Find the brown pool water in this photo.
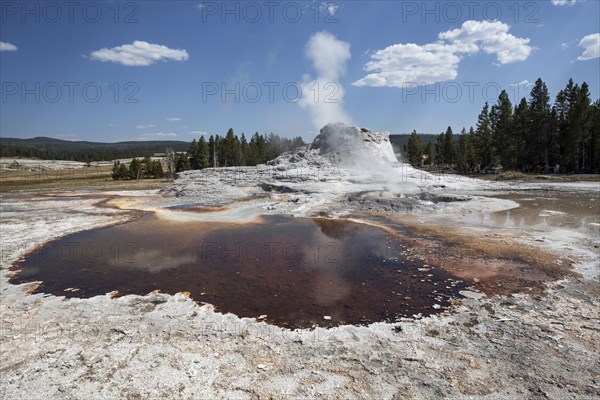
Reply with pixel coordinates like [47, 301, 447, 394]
[10, 215, 467, 329]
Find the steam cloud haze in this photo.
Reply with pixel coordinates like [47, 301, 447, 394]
[298, 32, 353, 133]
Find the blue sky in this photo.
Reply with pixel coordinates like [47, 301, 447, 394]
[1, 0, 599, 142]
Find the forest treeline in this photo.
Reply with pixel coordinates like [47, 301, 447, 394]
[0, 138, 189, 162]
[111, 156, 165, 180]
[183, 130, 305, 171]
[3, 130, 304, 178]
[404, 78, 600, 174]
[111, 130, 306, 179]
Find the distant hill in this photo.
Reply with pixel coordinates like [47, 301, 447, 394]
[3, 134, 443, 162]
[0, 137, 190, 162]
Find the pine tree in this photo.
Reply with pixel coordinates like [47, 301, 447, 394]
[240, 133, 249, 166]
[224, 128, 236, 167]
[129, 158, 142, 180]
[189, 139, 199, 169]
[467, 127, 477, 172]
[175, 153, 191, 172]
[257, 133, 267, 163]
[443, 126, 454, 166]
[118, 163, 129, 180]
[246, 134, 259, 166]
[152, 161, 164, 178]
[265, 133, 283, 160]
[574, 83, 592, 172]
[112, 161, 121, 180]
[250, 132, 267, 164]
[217, 134, 227, 167]
[528, 78, 551, 172]
[232, 135, 242, 166]
[476, 102, 495, 172]
[548, 109, 560, 170]
[559, 79, 578, 171]
[590, 100, 600, 173]
[553, 79, 597, 172]
[208, 135, 217, 168]
[513, 98, 529, 170]
[197, 136, 209, 169]
[455, 128, 468, 173]
[292, 136, 305, 149]
[406, 130, 422, 166]
[491, 90, 513, 169]
[554, 84, 569, 169]
[425, 141, 435, 167]
[435, 133, 445, 166]
[142, 155, 153, 178]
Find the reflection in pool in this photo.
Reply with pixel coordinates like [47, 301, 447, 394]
[451, 193, 600, 234]
[11, 215, 467, 328]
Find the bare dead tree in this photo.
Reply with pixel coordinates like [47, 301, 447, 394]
[166, 147, 175, 181]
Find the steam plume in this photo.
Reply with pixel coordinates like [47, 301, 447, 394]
[298, 32, 353, 132]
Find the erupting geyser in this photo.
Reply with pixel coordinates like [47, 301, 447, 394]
[310, 122, 398, 164]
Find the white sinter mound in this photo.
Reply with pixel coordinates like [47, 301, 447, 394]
[161, 122, 524, 216]
[310, 122, 398, 164]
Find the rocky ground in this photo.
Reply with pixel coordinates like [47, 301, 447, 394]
[1, 123, 599, 399]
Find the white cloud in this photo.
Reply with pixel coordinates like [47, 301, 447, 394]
[167, 117, 181, 122]
[298, 31, 353, 131]
[90, 41, 189, 66]
[325, 3, 338, 16]
[188, 130, 208, 136]
[561, 43, 570, 49]
[439, 20, 532, 64]
[353, 20, 532, 88]
[0, 41, 17, 51]
[317, 2, 338, 16]
[577, 33, 600, 61]
[551, 0, 577, 5]
[135, 124, 154, 129]
[353, 42, 460, 87]
[509, 80, 531, 88]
